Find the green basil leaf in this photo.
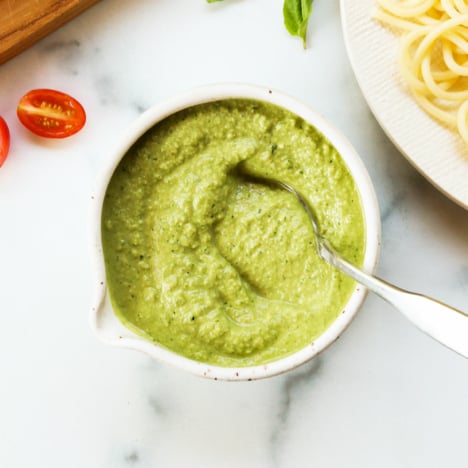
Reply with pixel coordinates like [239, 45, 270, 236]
[283, 0, 314, 47]
[206, 0, 314, 48]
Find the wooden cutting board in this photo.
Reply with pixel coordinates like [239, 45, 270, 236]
[0, 0, 101, 65]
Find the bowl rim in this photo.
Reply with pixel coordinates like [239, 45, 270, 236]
[89, 82, 381, 381]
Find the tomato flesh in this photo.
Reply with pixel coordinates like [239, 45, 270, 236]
[0, 116, 10, 168]
[17, 89, 86, 138]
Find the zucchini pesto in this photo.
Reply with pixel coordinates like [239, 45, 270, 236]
[102, 99, 366, 367]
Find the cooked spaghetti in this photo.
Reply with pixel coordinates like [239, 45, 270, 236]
[373, 0, 468, 144]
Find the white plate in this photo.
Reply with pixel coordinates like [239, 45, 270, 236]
[340, 0, 468, 210]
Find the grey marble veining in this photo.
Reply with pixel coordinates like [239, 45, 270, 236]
[269, 359, 322, 467]
[0, 1, 467, 467]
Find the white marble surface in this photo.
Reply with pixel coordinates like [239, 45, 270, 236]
[0, 1, 467, 467]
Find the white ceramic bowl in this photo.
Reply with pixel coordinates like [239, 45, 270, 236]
[90, 83, 381, 381]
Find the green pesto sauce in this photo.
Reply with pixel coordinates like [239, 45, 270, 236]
[101, 99, 366, 367]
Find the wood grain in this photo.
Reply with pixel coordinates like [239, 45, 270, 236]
[0, 0, 101, 65]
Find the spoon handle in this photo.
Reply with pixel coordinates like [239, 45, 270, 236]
[322, 245, 468, 358]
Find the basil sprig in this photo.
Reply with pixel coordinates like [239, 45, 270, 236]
[207, 0, 314, 47]
[283, 0, 314, 47]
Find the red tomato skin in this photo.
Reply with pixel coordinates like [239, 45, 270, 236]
[0, 116, 10, 168]
[17, 89, 86, 139]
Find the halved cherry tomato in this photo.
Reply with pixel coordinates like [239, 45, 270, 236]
[0, 116, 10, 168]
[17, 89, 86, 138]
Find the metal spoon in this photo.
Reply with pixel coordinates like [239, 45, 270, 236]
[243, 174, 468, 359]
